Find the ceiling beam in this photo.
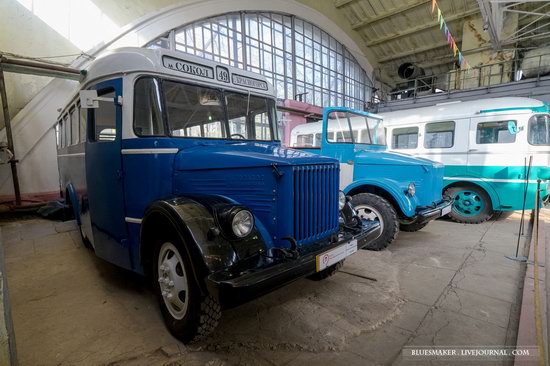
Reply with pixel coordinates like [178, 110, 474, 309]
[334, 0, 355, 8]
[476, 0, 502, 50]
[377, 37, 463, 63]
[365, 8, 479, 47]
[352, 0, 431, 30]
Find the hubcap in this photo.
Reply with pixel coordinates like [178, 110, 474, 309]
[355, 204, 384, 232]
[452, 190, 485, 217]
[157, 242, 189, 320]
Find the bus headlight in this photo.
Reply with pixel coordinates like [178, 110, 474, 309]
[231, 209, 254, 238]
[407, 182, 416, 196]
[339, 191, 346, 211]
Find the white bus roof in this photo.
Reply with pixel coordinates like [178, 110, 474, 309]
[380, 97, 547, 125]
[82, 47, 275, 97]
[291, 115, 384, 136]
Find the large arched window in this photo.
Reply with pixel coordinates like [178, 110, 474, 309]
[148, 12, 372, 110]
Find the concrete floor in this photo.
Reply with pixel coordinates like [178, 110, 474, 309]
[1, 212, 526, 366]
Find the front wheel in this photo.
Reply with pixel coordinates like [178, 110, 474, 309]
[154, 239, 221, 343]
[444, 185, 493, 224]
[351, 193, 399, 250]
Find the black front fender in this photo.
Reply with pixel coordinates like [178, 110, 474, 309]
[140, 197, 239, 287]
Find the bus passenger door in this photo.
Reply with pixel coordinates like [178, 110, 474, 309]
[85, 78, 131, 269]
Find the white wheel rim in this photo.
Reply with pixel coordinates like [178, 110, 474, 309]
[355, 204, 385, 233]
[157, 242, 189, 320]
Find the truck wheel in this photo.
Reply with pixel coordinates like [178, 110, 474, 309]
[306, 260, 344, 281]
[444, 185, 493, 224]
[154, 239, 221, 343]
[351, 193, 399, 250]
[400, 221, 428, 232]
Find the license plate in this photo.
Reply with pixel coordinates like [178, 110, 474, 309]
[442, 205, 452, 216]
[315, 239, 358, 272]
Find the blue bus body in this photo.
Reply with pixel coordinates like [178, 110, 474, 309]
[55, 48, 380, 341]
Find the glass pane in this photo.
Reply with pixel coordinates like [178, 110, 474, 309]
[134, 78, 166, 136]
[93, 90, 116, 142]
[297, 134, 313, 147]
[164, 81, 225, 139]
[70, 108, 79, 145]
[63, 115, 69, 147]
[226, 92, 275, 141]
[80, 107, 87, 142]
[425, 121, 455, 148]
[327, 111, 353, 143]
[392, 127, 418, 149]
[476, 121, 516, 144]
[528, 114, 550, 145]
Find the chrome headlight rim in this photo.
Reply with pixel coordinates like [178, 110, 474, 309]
[231, 209, 254, 238]
[338, 190, 346, 211]
[407, 182, 416, 196]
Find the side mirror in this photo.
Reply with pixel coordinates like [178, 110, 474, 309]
[80, 90, 121, 109]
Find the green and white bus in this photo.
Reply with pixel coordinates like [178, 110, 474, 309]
[382, 97, 550, 223]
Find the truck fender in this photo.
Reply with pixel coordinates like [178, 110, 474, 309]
[343, 178, 417, 217]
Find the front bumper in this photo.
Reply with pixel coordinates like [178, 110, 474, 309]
[414, 198, 453, 224]
[207, 219, 381, 307]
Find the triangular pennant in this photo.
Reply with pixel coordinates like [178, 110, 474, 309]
[440, 16, 444, 29]
[447, 32, 452, 44]
[444, 24, 448, 35]
[437, 7, 441, 21]
[432, 0, 436, 14]
[453, 43, 458, 56]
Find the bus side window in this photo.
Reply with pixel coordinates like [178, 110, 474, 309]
[314, 133, 321, 147]
[392, 127, 418, 149]
[55, 122, 61, 149]
[79, 105, 87, 143]
[476, 121, 516, 144]
[297, 134, 313, 147]
[528, 115, 550, 145]
[70, 107, 79, 145]
[63, 115, 69, 147]
[91, 89, 116, 142]
[134, 77, 166, 136]
[425, 121, 455, 149]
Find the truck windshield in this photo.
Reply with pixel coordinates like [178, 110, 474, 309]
[327, 111, 386, 146]
[162, 79, 277, 141]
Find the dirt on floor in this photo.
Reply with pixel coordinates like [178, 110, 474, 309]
[1, 212, 527, 366]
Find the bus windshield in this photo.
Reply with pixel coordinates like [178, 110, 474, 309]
[162, 79, 277, 141]
[528, 114, 550, 146]
[327, 111, 386, 146]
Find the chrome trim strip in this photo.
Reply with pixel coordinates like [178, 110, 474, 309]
[125, 217, 143, 224]
[121, 148, 179, 155]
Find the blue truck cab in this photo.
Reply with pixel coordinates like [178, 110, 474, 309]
[290, 107, 452, 250]
[55, 48, 380, 342]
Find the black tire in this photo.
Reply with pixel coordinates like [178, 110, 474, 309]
[307, 260, 344, 281]
[153, 233, 221, 343]
[400, 221, 429, 232]
[351, 193, 399, 250]
[444, 185, 493, 224]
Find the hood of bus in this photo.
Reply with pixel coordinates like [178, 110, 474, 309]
[174, 142, 337, 170]
[353, 150, 446, 208]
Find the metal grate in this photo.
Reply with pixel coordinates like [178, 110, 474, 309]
[293, 164, 339, 245]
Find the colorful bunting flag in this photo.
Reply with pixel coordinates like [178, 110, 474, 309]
[431, 0, 471, 69]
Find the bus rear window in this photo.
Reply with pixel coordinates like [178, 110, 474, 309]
[392, 127, 418, 149]
[528, 115, 550, 145]
[476, 121, 516, 144]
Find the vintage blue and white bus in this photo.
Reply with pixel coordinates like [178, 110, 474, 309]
[289, 108, 451, 250]
[55, 47, 380, 342]
[381, 97, 550, 223]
